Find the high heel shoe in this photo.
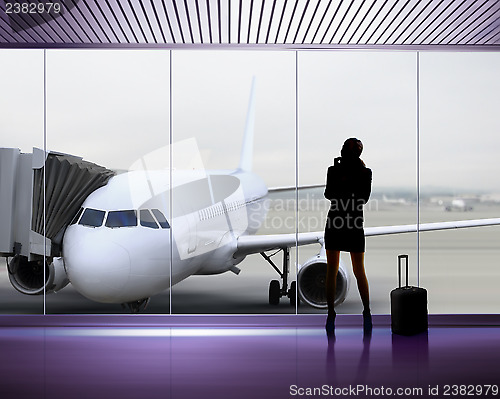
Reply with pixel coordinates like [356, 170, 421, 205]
[362, 310, 372, 332]
[325, 312, 336, 334]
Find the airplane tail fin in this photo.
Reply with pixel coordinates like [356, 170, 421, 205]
[237, 77, 256, 172]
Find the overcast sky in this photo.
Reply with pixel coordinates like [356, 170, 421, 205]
[0, 49, 499, 193]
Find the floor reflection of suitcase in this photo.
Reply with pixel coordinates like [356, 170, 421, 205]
[390, 255, 428, 335]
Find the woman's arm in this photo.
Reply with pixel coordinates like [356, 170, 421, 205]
[324, 165, 341, 201]
[358, 168, 372, 203]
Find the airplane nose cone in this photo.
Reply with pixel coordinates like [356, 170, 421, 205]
[64, 236, 131, 303]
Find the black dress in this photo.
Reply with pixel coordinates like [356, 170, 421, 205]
[324, 157, 372, 253]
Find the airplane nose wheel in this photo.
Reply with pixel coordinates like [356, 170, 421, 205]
[269, 280, 280, 305]
[262, 248, 299, 307]
[123, 297, 151, 313]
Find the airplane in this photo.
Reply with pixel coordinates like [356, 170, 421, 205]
[382, 194, 409, 205]
[5, 83, 500, 313]
[445, 198, 473, 212]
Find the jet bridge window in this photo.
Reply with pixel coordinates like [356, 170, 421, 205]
[79, 208, 105, 227]
[105, 210, 137, 228]
[140, 209, 159, 229]
[152, 209, 170, 229]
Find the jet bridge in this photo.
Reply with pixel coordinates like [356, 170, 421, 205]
[0, 147, 114, 294]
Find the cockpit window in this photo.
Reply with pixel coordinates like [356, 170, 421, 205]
[79, 208, 105, 227]
[140, 209, 159, 229]
[71, 207, 84, 225]
[151, 209, 170, 229]
[106, 210, 137, 228]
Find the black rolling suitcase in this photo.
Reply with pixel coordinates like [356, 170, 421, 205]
[390, 255, 428, 335]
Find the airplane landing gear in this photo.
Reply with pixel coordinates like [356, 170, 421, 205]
[269, 279, 280, 305]
[123, 298, 150, 313]
[261, 248, 298, 306]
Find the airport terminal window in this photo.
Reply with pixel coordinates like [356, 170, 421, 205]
[152, 209, 170, 229]
[140, 209, 159, 229]
[105, 210, 137, 228]
[70, 207, 84, 225]
[79, 208, 105, 227]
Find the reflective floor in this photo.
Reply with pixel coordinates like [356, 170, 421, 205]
[0, 315, 498, 399]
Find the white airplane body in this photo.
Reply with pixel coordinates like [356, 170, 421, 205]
[445, 198, 473, 212]
[382, 195, 408, 205]
[63, 167, 269, 305]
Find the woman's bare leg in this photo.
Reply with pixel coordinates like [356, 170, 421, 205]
[350, 252, 370, 313]
[326, 250, 340, 317]
[351, 252, 372, 331]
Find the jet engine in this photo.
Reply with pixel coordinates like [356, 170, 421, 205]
[297, 253, 350, 309]
[8, 255, 69, 295]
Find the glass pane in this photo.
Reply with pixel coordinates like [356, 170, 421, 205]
[420, 52, 500, 314]
[79, 209, 106, 228]
[151, 209, 170, 229]
[45, 50, 171, 314]
[298, 51, 418, 315]
[0, 50, 44, 314]
[171, 51, 296, 314]
[105, 210, 137, 228]
[140, 209, 159, 229]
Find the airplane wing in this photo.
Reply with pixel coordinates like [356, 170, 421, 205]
[268, 184, 324, 193]
[235, 217, 500, 257]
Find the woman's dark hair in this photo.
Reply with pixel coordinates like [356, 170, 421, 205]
[341, 138, 363, 159]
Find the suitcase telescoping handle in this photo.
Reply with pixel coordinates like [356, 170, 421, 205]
[398, 254, 409, 288]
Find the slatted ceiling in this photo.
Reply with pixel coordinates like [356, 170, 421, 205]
[299, 0, 318, 42]
[193, 0, 203, 42]
[93, 2, 119, 43]
[351, 0, 383, 43]
[0, 0, 498, 47]
[49, 6, 74, 42]
[200, 0, 215, 43]
[172, 1, 188, 44]
[169, 0, 182, 42]
[400, 0, 443, 44]
[451, 1, 498, 44]
[93, 2, 114, 41]
[260, 0, 274, 43]
[65, 2, 94, 42]
[307, 0, 332, 43]
[155, 1, 168, 42]
[147, 3, 167, 43]
[216, 0, 223, 43]
[247, 0, 256, 43]
[478, 19, 500, 43]
[422, 0, 463, 42]
[460, 2, 500, 44]
[442, 0, 481, 44]
[197, 0, 207, 42]
[247, 1, 269, 43]
[321, 1, 347, 43]
[279, 1, 299, 43]
[384, 0, 424, 44]
[340, 0, 365, 42]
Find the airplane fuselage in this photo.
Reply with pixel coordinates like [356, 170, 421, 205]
[63, 168, 268, 304]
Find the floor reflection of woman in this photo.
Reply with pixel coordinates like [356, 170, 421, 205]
[324, 138, 372, 333]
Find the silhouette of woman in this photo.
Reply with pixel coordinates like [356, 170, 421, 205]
[324, 138, 372, 333]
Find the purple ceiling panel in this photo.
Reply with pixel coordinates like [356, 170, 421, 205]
[0, 0, 498, 48]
